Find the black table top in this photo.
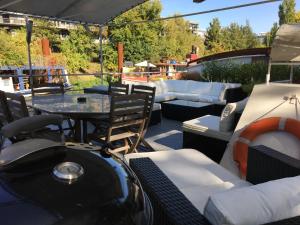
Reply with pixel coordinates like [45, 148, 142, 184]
[27, 94, 110, 117]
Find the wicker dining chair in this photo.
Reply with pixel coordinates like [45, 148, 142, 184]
[131, 85, 156, 150]
[108, 83, 129, 95]
[88, 93, 148, 154]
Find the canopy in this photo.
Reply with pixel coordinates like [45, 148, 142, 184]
[270, 24, 300, 63]
[135, 61, 156, 68]
[0, 0, 147, 25]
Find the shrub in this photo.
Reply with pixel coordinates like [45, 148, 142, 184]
[201, 61, 300, 94]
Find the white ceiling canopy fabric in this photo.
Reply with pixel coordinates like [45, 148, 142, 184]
[0, 0, 147, 25]
[270, 24, 300, 63]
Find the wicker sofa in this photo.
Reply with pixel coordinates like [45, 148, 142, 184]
[127, 146, 300, 225]
[124, 80, 246, 104]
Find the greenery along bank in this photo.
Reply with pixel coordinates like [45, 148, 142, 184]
[0, 0, 299, 76]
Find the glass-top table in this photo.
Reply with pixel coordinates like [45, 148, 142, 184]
[27, 94, 111, 142]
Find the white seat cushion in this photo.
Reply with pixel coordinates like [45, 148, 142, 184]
[152, 103, 161, 111]
[188, 80, 212, 95]
[204, 175, 300, 225]
[126, 149, 250, 213]
[183, 115, 233, 141]
[154, 93, 176, 102]
[173, 93, 200, 101]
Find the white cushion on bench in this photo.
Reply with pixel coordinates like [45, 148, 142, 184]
[204, 175, 300, 225]
[152, 103, 161, 111]
[183, 115, 232, 141]
[155, 93, 176, 102]
[126, 149, 250, 213]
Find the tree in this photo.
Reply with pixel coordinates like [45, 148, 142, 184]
[59, 26, 98, 72]
[295, 11, 300, 22]
[220, 21, 260, 51]
[264, 23, 279, 46]
[204, 18, 222, 51]
[159, 17, 204, 61]
[279, 0, 296, 25]
[0, 28, 42, 66]
[108, 0, 163, 63]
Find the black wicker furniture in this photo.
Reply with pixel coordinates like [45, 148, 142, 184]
[128, 146, 300, 225]
[161, 100, 221, 122]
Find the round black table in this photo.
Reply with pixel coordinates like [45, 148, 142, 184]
[27, 94, 110, 142]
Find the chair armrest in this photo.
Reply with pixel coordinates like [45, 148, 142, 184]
[129, 157, 210, 225]
[246, 145, 300, 184]
[1, 115, 63, 138]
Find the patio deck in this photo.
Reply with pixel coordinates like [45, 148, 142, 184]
[144, 118, 183, 151]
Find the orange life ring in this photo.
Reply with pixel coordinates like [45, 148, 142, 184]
[233, 117, 300, 177]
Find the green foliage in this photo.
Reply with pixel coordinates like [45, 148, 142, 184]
[204, 18, 222, 51]
[159, 17, 204, 61]
[108, 0, 162, 63]
[204, 20, 261, 55]
[264, 23, 279, 47]
[59, 26, 98, 73]
[0, 28, 42, 66]
[202, 62, 300, 93]
[279, 0, 296, 25]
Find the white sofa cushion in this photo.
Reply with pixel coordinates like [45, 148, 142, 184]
[183, 115, 233, 141]
[210, 83, 226, 100]
[152, 103, 161, 111]
[173, 92, 200, 102]
[154, 93, 176, 102]
[204, 175, 300, 225]
[198, 95, 225, 104]
[188, 80, 212, 95]
[126, 149, 250, 213]
[165, 80, 189, 93]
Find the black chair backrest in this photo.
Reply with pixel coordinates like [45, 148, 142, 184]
[5, 92, 29, 121]
[131, 85, 156, 128]
[32, 83, 65, 96]
[109, 93, 148, 131]
[108, 83, 129, 95]
[0, 91, 13, 126]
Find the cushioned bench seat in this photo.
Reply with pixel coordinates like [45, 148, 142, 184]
[126, 149, 250, 214]
[183, 115, 232, 142]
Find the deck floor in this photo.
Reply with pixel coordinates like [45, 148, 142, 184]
[145, 118, 183, 151]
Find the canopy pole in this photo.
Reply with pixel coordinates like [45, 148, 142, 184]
[290, 65, 294, 83]
[25, 17, 33, 94]
[266, 59, 271, 85]
[99, 25, 104, 85]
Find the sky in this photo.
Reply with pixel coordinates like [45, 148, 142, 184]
[160, 0, 300, 33]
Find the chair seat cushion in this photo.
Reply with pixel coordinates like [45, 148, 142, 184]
[152, 103, 161, 111]
[183, 115, 232, 141]
[155, 93, 176, 102]
[204, 175, 300, 225]
[173, 93, 200, 102]
[126, 149, 250, 213]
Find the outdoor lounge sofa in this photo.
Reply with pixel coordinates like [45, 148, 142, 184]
[182, 98, 247, 162]
[133, 80, 246, 104]
[124, 80, 247, 119]
[127, 146, 300, 225]
[125, 84, 300, 225]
